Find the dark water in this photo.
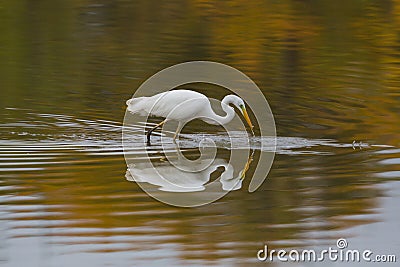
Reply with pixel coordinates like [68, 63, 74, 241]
[1, 1, 400, 266]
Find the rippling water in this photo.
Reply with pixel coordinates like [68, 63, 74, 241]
[1, 1, 400, 266]
[1, 108, 399, 266]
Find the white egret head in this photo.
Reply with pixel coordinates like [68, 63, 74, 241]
[225, 95, 254, 131]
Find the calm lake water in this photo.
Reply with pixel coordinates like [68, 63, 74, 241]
[1, 1, 400, 266]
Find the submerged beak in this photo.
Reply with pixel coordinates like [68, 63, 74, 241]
[241, 106, 254, 132]
[240, 153, 254, 180]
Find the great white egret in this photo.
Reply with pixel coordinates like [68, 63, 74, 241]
[126, 89, 254, 144]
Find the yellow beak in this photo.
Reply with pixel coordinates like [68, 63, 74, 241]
[241, 106, 254, 131]
[240, 153, 254, 179]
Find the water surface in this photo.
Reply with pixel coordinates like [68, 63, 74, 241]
[1, 1, 400, 266]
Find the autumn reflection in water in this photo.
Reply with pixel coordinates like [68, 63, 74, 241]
[1, 0, 400, 266]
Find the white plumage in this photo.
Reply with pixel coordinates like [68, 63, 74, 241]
[126, 89, 254, 144]
[127, 90, 209, 121]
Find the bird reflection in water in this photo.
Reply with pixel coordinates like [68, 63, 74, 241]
[125, 145, 254, 193]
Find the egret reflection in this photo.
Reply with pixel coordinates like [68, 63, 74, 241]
[125, 147, 253, 193]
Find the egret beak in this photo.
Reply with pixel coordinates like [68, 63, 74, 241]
[240, 106, 254, 131]
[240, 153, 254, 180]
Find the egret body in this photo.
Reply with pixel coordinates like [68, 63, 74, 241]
[126, 89, 254, 144]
